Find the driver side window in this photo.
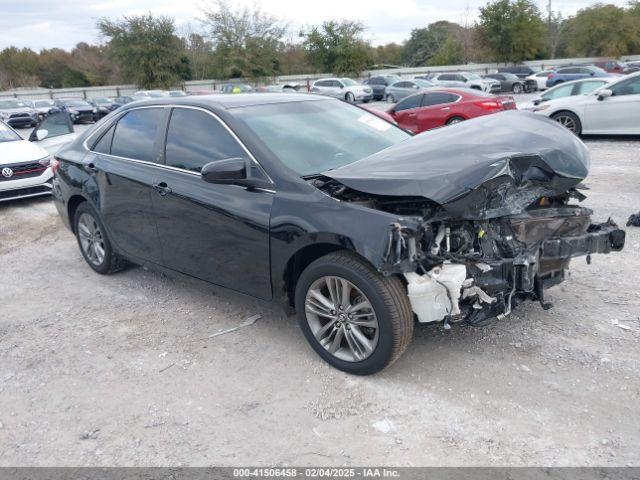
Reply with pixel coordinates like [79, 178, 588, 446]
[164, 108, 246, 173]
[611, 77, 640, 96]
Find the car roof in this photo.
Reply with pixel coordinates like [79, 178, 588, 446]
[121, 93, 329, 110]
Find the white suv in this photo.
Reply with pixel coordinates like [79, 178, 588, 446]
[311, 78, 373, 103]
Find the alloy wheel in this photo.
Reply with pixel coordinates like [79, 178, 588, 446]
[554, 114, 578, 133]
[77, 213, 106, 266]
[304, 276, 379, 362]
[345, 92, 355, 103]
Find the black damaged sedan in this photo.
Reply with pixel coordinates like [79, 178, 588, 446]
[51, 94, 625, 375]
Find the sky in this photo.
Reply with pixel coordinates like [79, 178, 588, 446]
[0, 0, 632, 51]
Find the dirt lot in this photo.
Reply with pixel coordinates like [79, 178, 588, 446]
[1, 122, 640, 466]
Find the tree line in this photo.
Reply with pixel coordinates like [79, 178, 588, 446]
[1, 0, 640, 91]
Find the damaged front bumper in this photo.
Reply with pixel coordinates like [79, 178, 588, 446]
[393, 207, 625, 326]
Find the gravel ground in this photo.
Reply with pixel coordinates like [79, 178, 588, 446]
[1, 109, 639, 467]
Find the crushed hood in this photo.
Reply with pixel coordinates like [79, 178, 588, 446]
[323, 111, 591, 219]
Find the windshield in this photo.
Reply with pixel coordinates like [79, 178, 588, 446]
[34, 100, 53, 107]
[340, 78, 359, 86]
[234, 100, 410, 176]
[0, 122, 21, 142]
[466, 73, 481, 80]
[0, 100, 26, 109]
[92, 97, 111, 104]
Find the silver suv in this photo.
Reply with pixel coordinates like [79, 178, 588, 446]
[431, 72, 501, 93]
[311, 78, 373, 103]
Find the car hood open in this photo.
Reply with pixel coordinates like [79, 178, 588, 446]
[322, 111, 591, 219]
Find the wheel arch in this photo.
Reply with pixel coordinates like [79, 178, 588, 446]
[67, 194, 91, 234]
[281, 242, 371, 312]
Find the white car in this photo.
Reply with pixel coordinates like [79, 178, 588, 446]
[520, 77, 617, 111]
[310, 78, 373, 103]
[431, 72, 501, 93]
[525, 69, 554, 91]
[532, 71, 640, 135]
[0, 113, 77, 202]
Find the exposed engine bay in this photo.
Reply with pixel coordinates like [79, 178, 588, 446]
[311, 164, 625, 327]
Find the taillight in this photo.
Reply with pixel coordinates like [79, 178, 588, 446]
[475, 100, 501, 110]
[50, 157, 61, 174]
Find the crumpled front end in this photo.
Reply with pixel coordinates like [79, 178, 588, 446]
[313, 112, 626, 326]
[386, 206, 624, 326]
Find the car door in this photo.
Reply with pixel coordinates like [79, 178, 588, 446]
[28, 112, 77, 154]
[150, 106, 274, 300]
[85, 106, 166, 264]
[583, 75, 640, 134]
[417, 92, 460, 131]
[391, 94, 424, 133]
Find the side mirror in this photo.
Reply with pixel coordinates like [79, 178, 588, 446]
[413, 85, 419, 89]
[533, 99, 541, 106]
[598, 89, 613, 101]
[339, 85, 344, 89]
[36, 129, 49, 141]
[462, 78, 468, 82]
[201, 158, 247, 185]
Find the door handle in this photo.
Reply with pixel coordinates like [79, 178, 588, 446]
[153, 182, 172, 196]
[441, 107, 451, 111]
[409, 113, 417, 117]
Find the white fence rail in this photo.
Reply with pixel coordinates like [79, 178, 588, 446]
[2, 55, 639, 100]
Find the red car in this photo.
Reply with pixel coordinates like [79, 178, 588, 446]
[387, 88, 516, 133]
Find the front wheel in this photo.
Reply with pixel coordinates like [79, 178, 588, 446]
[552, 111, 582, 135]
[345, 92, 355, 103]
[294, 251, 413, 375]
[512, 83, 523, 94]
[74, 202, 128, 274]
[386, 94, 395, 103]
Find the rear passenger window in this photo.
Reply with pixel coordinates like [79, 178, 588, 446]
[93, 124, 115, 154]
[111, 108, 163, 162]
[423, 92, 459, 106]
[165, 108, 246, 173]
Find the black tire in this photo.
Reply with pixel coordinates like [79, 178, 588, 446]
[512, 83, 523, 94]
[294, 250, 413, 375]
[446, 116, 465, 125]
[386, 94, 395, 103]
[345, 92, 355, 103]
[74, 202, 128, 275]
[551, 111, 582, 135]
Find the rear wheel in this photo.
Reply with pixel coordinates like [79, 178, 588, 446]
[294, 251, 413, 375]
[446, 116, 465, 125]
[345, 92, 355, 103]
[74, 202, 128, 274]
[512, 83, 523, 94]
[386, 94, 395, 103]
[551, 111, 582, 135]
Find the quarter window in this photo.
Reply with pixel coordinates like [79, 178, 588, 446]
[93, 124, 115, 154]
[111, 108, 164, 162]
[164, 108, 246, 173]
